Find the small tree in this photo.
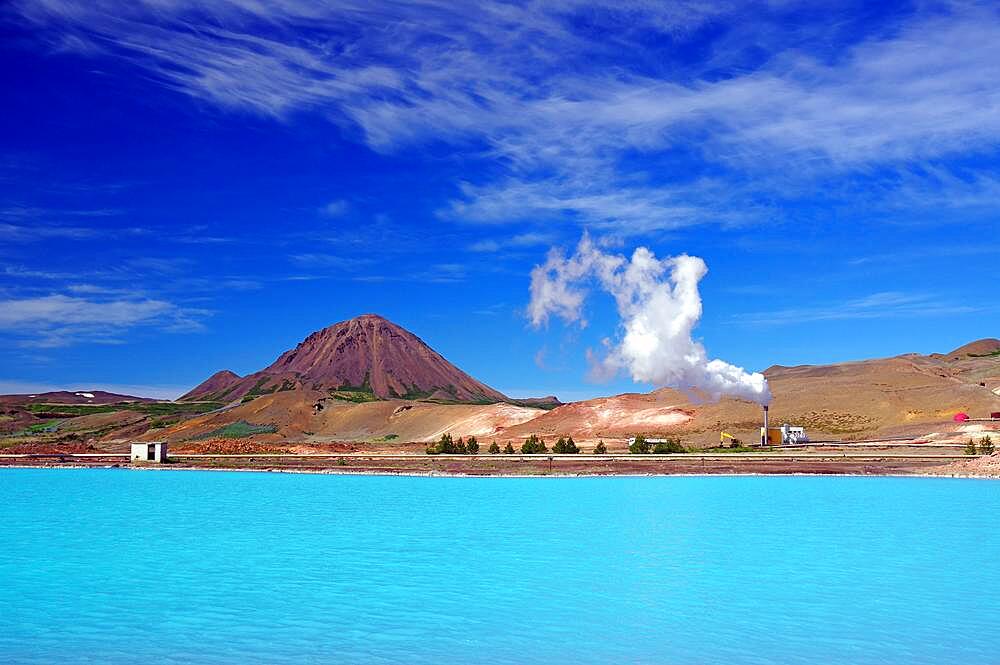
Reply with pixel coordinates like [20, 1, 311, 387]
[440, 433, 454, 454]
[965, 438, 978, 456]
[980, 436, 995, 455]
[427, 434, 455, 455]
[629, 434, 650, 455]
[455, 437, 467, 454]
[466, 436, 480, 454]
[594, 440, 608, 454]
[488, 441, 501, 454]
[552, 436, 578, 453]
[521, 434, 548, 454]
[503, 442, 516, 454]
[652, 438, 686, 454]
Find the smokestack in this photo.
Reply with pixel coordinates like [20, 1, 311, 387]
[762, 405, 769, 446]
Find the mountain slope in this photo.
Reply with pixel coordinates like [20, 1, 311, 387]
[180, 370, 242, 402]
[181, 314, 508, 404]
[503, 342, 1000, 444]
[942, 338, 1000, 360]
[0, 390, 153, 405]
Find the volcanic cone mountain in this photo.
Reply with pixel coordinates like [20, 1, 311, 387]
[181, 314, 508, 403]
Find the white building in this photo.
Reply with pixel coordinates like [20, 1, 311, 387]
[779, 424, 809, 444]
[131, 442, 168, 463]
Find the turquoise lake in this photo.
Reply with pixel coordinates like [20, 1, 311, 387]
[2, 469, 998, 663]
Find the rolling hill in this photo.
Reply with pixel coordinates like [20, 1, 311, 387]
[3, 323, 997, 449]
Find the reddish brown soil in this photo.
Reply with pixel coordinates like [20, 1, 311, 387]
[180, 370, 242, 401]
[6, 336, 997, 452]
[167, 336, 1000, 446]
[0, 454, 953, 476]
[170, 438, 358, 455]
[941, 338, 1000, 360]
[2, 441, 101, 454]
[929, 450, 1000, 477]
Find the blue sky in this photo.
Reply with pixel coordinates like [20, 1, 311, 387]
[1, 0, 997, 400]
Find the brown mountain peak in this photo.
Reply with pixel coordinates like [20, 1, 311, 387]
[945, 338, 1000, 359]
[179, 369, 243, 402]
[183, 315, 507, 404]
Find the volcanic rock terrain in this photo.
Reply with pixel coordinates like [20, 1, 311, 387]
[180, 314, 508, 404]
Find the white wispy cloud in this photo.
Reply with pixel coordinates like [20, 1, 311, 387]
[125, 257, 192, 274]
[289, 253, 371, 270]
[0, 293, 208, 347]
[319, 199, 350, 217]
[469, 232, 557, 253]
[735, 291, 984, 326]
[0, 206, 121, 219]
[3, 265, 84, 280]
[0, 222, 97, 242]
[13, 1, 1000, 232]
[351, 262, 467, 284]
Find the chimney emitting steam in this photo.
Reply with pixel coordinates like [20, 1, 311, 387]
[762, 405, 770, 446]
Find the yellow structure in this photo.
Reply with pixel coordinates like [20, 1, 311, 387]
[720, 432, 742, 446]
[760, 427, 785, 446]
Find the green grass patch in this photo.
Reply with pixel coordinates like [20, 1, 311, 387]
[147, 417, 181, 429]
[338, 372, 373, 393]
[191, 420, 278, 440]
[24, 401, 223, 417]
[394, 385, 434, 400]
[329, 390, 380, 403]
[410, 394, 499, 406]
[6, 419, 63, 437]
[969, 349, 1000, 358]
[134, 402, 224, 415]
[244, 377, 277, 399]
[21, 419, 61, 434]
[239, 378, 300, 402]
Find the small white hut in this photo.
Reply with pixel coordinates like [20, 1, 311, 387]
[130, 441, 168, 463]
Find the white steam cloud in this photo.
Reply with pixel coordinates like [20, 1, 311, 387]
[528, 234, 771, 405]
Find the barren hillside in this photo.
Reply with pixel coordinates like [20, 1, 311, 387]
[180, 314, 507, 404]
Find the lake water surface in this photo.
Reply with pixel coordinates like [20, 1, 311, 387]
[1, 468, 998, 664]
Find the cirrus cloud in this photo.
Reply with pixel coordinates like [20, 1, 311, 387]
[13, 1, 1000, 232]
[0, 293, 208, 347]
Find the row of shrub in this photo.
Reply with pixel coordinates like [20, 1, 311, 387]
[966, 436, 996, 455]
[427, 433, 585, 455]
[425, 433, 689, 455]
[426, 433, 481, 455]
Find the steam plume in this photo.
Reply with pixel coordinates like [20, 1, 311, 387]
[528, 234, 771, 405]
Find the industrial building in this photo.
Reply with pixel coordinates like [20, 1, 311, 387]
[760, 424, 809, 445]
[759, 405, 808, 445]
